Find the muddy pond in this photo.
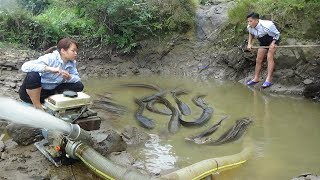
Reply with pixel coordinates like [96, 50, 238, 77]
[83, 75, 320, 180]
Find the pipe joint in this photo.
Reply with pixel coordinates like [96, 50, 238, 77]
[67, 124, 92, 144]
[65, 140, 82, 159]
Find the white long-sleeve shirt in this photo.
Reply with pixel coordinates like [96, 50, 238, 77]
[247, 19, 280, 40]
[21, 50, 80, 90]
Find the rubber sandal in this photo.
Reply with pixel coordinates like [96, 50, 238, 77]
[262, 81, 273, 88]
[246, 80, 259, 86]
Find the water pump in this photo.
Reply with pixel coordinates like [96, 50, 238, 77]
[34, 91, 101, 167]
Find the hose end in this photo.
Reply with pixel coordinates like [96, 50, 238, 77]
[65, 140, 82, 159]
[67, 124, 92, 143]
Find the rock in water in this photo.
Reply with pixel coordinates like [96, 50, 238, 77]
[121, 126, 150, 145]
[91, 129, 127, 157]
[6, 123, 43, 146]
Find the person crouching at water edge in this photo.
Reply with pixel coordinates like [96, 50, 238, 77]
[246, 12, 280, 88]
[19, 38, 84, 111]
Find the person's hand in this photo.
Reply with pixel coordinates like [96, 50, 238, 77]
[44, 66, 71, 80]
[60, 70, 71, 80]
[45, 66, 60, 73]
[247, 44, 252, 50]
[269, 43, 276, 49]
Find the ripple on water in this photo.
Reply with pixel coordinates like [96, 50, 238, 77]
[141, 134, 177, 174]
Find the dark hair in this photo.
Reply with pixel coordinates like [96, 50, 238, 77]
[246, 12, 259, 19]
[44, 46, 57, 54]
[44, 38, 78, 54]
[57, 38, 78, 51]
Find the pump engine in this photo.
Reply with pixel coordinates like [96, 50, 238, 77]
[34, 91, 101, 166]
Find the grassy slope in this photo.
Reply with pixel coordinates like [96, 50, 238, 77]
[219, 0, 320, 46]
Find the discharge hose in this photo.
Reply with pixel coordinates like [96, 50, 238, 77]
[0, 97, 72, 134]
[161, 136, 253, 179]
[161, 145, 251, 179]
[65, 137, 252, 180]
[66, 141, 151, 180]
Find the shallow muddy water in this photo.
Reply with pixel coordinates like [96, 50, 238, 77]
[84, 75, 320, 179]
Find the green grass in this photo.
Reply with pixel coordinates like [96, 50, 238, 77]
[0, 0, 198, 52]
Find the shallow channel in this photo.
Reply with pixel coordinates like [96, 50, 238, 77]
[84, 75, 320, 179]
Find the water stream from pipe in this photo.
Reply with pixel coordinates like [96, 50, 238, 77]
[0, 97, 72, 134]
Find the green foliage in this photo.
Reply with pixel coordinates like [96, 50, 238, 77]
[34, 6, 96, 47]
[222, 0, 320, 45]
[75, 0, 154, 49]
[0, 0, 196, 52]
[17, 0, 50, 15]
[199, 0, 209, 5]
[0, 4, 97, 49]
[0, 10, 46, 48]
[224, 0, 258, 41]
[76, 0, 196, 50]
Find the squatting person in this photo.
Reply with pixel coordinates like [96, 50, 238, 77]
[19, 38, 84, 110]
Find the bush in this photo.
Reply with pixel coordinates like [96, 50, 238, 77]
[17, 0, 50, 15]
[0, 0, 197, 51]
[0, 10, 46, 49]
[34, 6, 97, 48]
[76, 0, 196, 51]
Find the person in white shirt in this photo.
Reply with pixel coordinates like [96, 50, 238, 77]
[246, 12, 280, 88]
[19, 38, 83, 110]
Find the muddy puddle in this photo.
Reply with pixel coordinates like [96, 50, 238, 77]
[83, 75, 320, 179]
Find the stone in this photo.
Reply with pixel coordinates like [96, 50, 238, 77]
[273, 69, 301, 85]
[303, 79, 313, 85]
[6, 123, 43, 146]
[121, 126, 150, 145]
[276, 49, 302, 68]
[291, 173, 319, 180]
[91, 129, 127, 157]
[110, 55, 125, 63]
[303, 83, 320, 100]
[1, 151, 8, 159]
[0, 140, 5, 152]
[78, 66, 86, 71]
[8, 82, 16, 88]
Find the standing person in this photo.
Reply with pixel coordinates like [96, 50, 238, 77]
[19, 38, 84, 110]
[246, 12, 280, 88]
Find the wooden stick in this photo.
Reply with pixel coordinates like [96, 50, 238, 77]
[252, 44, 320, 49]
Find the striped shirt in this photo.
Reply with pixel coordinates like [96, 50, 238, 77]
[247, 19, 280, 40]
[21, 50, 80, 90]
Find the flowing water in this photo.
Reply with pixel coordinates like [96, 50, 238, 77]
[84, 75, 320, 179]
[0, 97, 72, 134]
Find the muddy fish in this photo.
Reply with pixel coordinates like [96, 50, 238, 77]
[185, 116, 229, 142]
[134, 98, 155, 129]
[156, 96, 180, 134]
[179, 106, 213, 127]
[146, 98, 172, 116]
[205, 117, 252, 145]
[92, 94, 127, 115]
[141, 90, 167, 102]
[171, 91, 191, 116]
[120, 83, 162, 91]
[192, 94, 208, 109]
